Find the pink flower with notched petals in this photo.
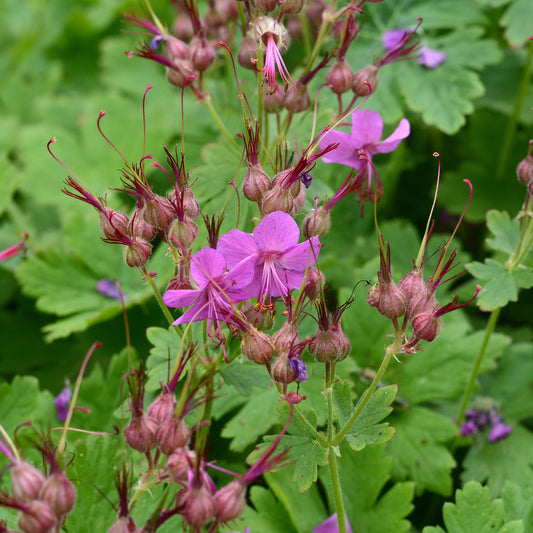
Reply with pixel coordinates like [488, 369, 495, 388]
[217, 211, 320, 305]
[319, 110, 409, 208]
[163, 248, 253, 332]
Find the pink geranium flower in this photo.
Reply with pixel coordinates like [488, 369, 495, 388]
[383, 28, 446, 69]
[319, 109, 410, 208]
[313, 513, 353, 533]
[217, 211, 320, 305]
[163, 248, 253, 332]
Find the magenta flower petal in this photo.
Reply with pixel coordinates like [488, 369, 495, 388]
[319, 130, 362, 168]
[488, 422, 512, 443]
[217, 229, 257, 269]
[374, 118, 410, 154]
[54, 383, 71, 422]
[163, 288, 203, 308]
[313, 513, 353, 533]
[190, 248, 227, 288]
[419, 47, 446, 68]
[253, 212, 300, 251]
[280, 237, 319, 271]
[350, 109, 384, 149]
[383, 28, 408, 51]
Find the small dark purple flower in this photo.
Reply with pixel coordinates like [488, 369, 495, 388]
[313, 513, 353, 533]
[289, 357, 308, 382]
[300, 172, 313, 188]
[488, 421, 512, 443]
[54, 382, 71, 422]
[459, 421, 478, 437]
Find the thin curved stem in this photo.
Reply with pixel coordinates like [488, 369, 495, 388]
[328, 447, 347, 533]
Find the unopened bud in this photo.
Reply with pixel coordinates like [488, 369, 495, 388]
[238, 34, 258, 70]
[39, 471, 76, 517]
[306, 0, 326, 29]
[517, 141, 533, 186]
[100, 208, 129, 241]
[155, 418, 192, 455]
[398, 271, 425, 300]
[291, 180, 306, 215]
[142, 195, 175, 232]
[188, 35, 215, 72]
[309, 323, 351, 363]
[179, 486, 216, 530]
[164, 35, 188, 61]
[264, 84, 284, 113]
[124, 413, 157, 452]
[168, 187, 200, 219]
[352, 65, 379, 97]
[243, 164, 272, 202]
[107, 516, 141, 533]
[166, 59, 196, 88]
[302, 207, 331, 238]
[172, 14, 194, 42]
[303, 267, 325, 300]
[273, 321, 301, 355]
[367, 280, 406, 319]
[147, 388, 177, 425]
[214, 480, 246, 523]
[279, 0, 305, 15]
[241, 301, 275, 330]
[166, 217, 199, 248]
[18, 500, 56, 533]
[255, 0, 278, 13]
[241, 328, 275, 364]
[271, 353, 297, 384]
[167, 447, 195, 483]
[283, 85, 311, 113]
[411, 311, 442, 341]
[272, 168, 300, 196]
[327, 59, 354, 95]
[11, 462, 45, 501]
[261, 184, 294, 215]
[123, 239, 152, 267]
[130, 208, 157, 241]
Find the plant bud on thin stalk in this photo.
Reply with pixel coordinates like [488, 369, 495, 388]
[279, 0, 305, 15]
[309, 322, 351, 363]
[517, 140, 533, 187]
[238, 34, 258, 70]
[99, 208, 129, 241]
[166, 217, 199, 249]
[39, 471, 77, 517]
[271, 352, 298, 384]
[255, 0, 278, 13]
[304, 267, 325, 300]
[124, 413, 158, 453]
[261, 184, 294, 215]
[411, 310, 442, 342]
[147, 387, 177, 425]
[168, 187, 200, 219]
[166, 58, 196, 88]
[302, 206, 331, 239]
[187, 34, 215, 72]
[241, 327, 275, 365]
[130, 208, 157, 241]
[241, 301, 275, 330]
[178, 485, 216, 530]
[18, 500, 56, 533]
[11, 462, 45, 501]
[283, 84, 311, 113]
[398, 270, 426, 300]
[123, 239, 152, 268]
[107, 516, 141, 533]
[367, 279, 407, 319]
[243, 164, 272, 202]
[327, 58, 354, 95]
[167, 447, 195, 483]
[214, 480, 246, 523]
[142, 195, 175, 232]
[155, 418, 192, 455]
[352, 64, 379, 97]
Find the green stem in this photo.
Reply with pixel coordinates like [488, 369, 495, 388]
[201, 95, 240, 151]
[495, 39, 533, 180]
[293, 404, 328, 446]
[328, 447, 347, 533]
[302, 2, 337, 76]
[325, 362, 335, 442]
[333, 344, 396, 446]
[456, 307, 501, 428]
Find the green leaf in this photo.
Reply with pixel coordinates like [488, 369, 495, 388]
[501, 0, 533, 47]
[485, 210, 521, 254]
[504, 482, 533, 531]
[242, 486, 298, 533]
[402, 0, 486, 29]
[320, 445, 414, 533]
[422, 481, 524, 533]
[397, 62, 484, 134]
[334, 382, 397, 451]
[220, 357, 273, 397]
[467, 259, 533, 311]
[462, 424, 533, 497]
[221, 386, 279, 451]
[387, 406, 457, 495]
[145, 326, 182, 391]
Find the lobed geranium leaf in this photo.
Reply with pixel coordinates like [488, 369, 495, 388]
[145, 326, 182, 392]
[319, 444, 414, 533]
[401, 0, 486, 29]
[485, 210, 521, 254]
[242, 486, 298, 533]
[387, 406, 457, 495]
[501, 0, 533, 47]
[504, 482, 533, 531]
[334, 382, 397, 451]
[467, 259, 533, 311]
[462, 424, 533, 497]
[422, 481, 524, 533]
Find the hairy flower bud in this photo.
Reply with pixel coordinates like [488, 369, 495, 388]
[398, 271, 425, 300]
[238, 34, 258, 70]
[11, 463, 45, 502]
[282, 85, 311, 113]
[188, 35, 215, 72]
[303, 267, 325, 300]
[273, 321, 301, 355]
[130, 208, 157, 242]
[39, 471, 76, 517]
[309, 323, 351, 363]
[280, 0, 305, 14]
[166, 217, 199, 248]
[411, 311, 442, 341]
[214, 481, 246, 523]
[271, 353, 298, 384]
[255, 0, 278, 13]
[261, 184, 294, 215]
[243, 164, 272, 202]
[124, 413, 157, 452]
[100, 208, 129, 241]
[264, 84, 284, 113]
[168, 187, 200, 219]
[517, 141, 533, 186]
[166, 58, 196, 88]
[179, 486, 216, 530]
[142, 196, 176, 232]
[167, 447, 195, 483]
[107, 516, 140, 533]
[327, 58, 354, 95]
[302, 207, 331, 238]
[123, 239, 152, 267]
[18, 500, 56, 533]
[352, 64, 379, 97]
[241, 328, 275, 364]
[164, 35, 188, 61]
[147, 388, 177, 425]
[155, 418, 192, 455]
[367, 280, 406, 319]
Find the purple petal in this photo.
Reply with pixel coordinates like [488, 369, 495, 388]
[460, 421, 478, 437]
[350, 109, 384, 149]
[313, 514, 353, 533]
[289, 357, 308, 382]
[373, 118, 410, 154]
[224, 258, 256, 296]
[253, 212, 300, 252]
[488, 422, 512, 443]
[190, 248, 227, 288]
[96, 278, 122, 300]
[419, 47, 446, 68]
[217, 229, 258, 269]
[163, 288, 203, 309]
[54, 383, 71, 422]
[320, 130, 363, 169]
[280, 237, 319, 272]
[382, 29, 409, 51]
